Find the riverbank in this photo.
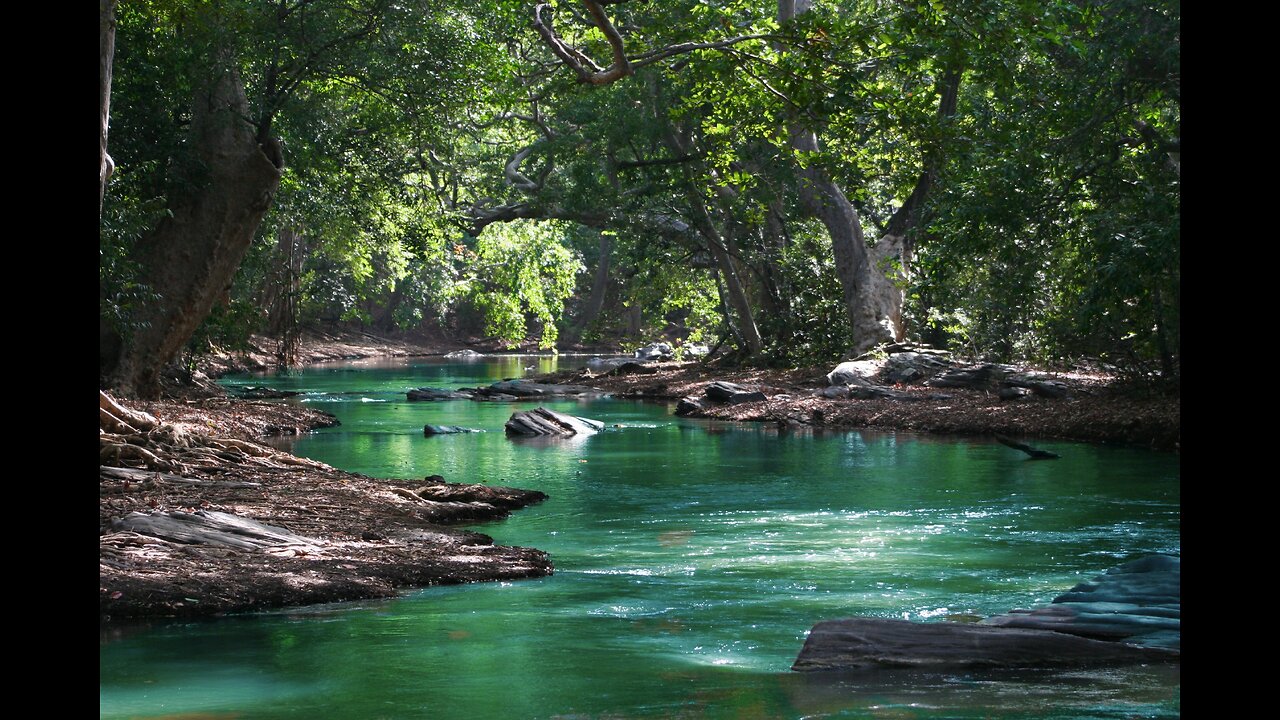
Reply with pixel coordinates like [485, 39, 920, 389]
[533, 360, 1179, 451]
[99, 390, 552, 624]
[102, 332, 1177, 623]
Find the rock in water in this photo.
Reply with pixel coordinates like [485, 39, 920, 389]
[791, 617, 1177, 671]
[423, 425, 483, 436]
[407, 387, 472, 401]
[504, 407, 604, 436]
[675, 396, 706, 417]
[471, 380, 603, 399]
[792, 554, 1181, 671]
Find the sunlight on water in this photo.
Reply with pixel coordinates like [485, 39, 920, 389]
[102, 356, 1180, 720]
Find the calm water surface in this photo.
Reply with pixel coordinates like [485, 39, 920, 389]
[100, 355, 1180, 719]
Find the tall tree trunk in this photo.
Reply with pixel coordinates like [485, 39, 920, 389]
[779, 0, 893, 356]
[100, 0, 116, 219]
[688, 196, 764, 357]
[567, 230, 613, 344]
[104, 57, 283, 397]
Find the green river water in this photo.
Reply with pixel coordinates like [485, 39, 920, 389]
[99, 355, 1180, 719]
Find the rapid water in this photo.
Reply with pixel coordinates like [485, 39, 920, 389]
[100, 355, 1180, 719]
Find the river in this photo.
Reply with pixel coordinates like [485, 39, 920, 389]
[100, 355, 1180, 719]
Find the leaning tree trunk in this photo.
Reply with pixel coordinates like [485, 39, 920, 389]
[100, 0, 116, 219]
[778, 0, 895, 355]
[104, 57, 283, 397]
[792, 134, 895, 354]
[688, 194, 764, 357]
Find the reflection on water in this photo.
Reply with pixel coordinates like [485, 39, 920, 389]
[101, 356, 1180, 719]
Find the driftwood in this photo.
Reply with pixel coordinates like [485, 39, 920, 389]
[111, 510, 321, 551]
[994, 434, 1061, 459]
[100, 465, 262, 489]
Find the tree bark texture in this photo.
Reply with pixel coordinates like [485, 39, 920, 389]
[105, 59, 283, 396]
[100, 0, 117, 218]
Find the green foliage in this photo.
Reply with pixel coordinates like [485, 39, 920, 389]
[455, 220, 584, 349]
[103, 0, 1179, 383]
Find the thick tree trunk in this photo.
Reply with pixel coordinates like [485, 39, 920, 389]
[100, 0, 117, 219]
[792, 128, 894, 353]
[104, 59, 283, 397]
[778, 0, 893, 355]
[567, 230, 613, 344]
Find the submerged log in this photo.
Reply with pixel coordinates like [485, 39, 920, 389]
[994, 434, 1061, 459]
[504, 407, 604, 436]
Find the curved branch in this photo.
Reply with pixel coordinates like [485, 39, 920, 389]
[583, 1, 633, 78]
[504, 146, 542, 193]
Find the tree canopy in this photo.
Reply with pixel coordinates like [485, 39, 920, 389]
[100, 0, 1179, 394]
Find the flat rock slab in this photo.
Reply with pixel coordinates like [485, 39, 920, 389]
[705, 381, 767, 404]
[470, 380, 603, 399]
[111, 510, 320, 551]
[791, 617, 1178, 671]
[408, 387, 473, 401]
[794, 554, 1180, 671]
[984, 554, 1179, 648]
[505, 407, 604, 436]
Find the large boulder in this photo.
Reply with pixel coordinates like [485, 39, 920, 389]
[634, 342, 674, 361]
[926, 363, 1017, 390]
[881, 351, 952, 384]
[826, 360, 881, 386]
[704, 380, 767, 404]
[504, 407, 604, 437]
[984, 555, 1180, 648]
